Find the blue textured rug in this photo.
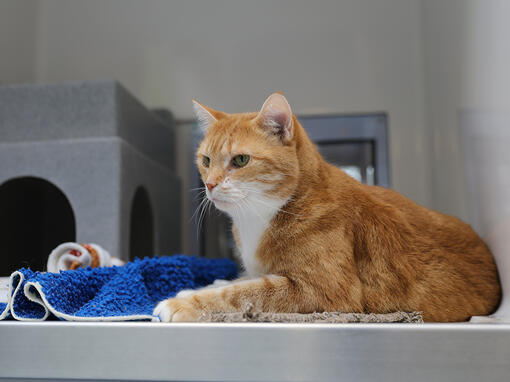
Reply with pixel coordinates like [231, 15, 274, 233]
[0, 255, 237, 321]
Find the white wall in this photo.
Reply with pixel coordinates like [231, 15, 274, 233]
[32, 0, 431, 251]
[423, 0, 510, 219]
[35, 0, 430, 195]
[0, 0, 38, 84]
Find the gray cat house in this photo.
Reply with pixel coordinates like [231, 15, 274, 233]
[0, 81, 181, 273]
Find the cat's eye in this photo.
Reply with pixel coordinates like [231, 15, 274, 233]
[232, 154, 250, 168]
[202, 156, 210, 167]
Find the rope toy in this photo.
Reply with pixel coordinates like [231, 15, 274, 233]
[47, 242, 124, 273]
[69, 244, 100, 270]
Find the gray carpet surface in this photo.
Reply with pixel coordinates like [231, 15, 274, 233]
[199, 310, 423, 323]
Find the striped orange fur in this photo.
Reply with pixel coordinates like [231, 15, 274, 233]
[153, 93, 501, 322]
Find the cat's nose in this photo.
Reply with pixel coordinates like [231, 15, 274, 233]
[206, 182, 217, 191]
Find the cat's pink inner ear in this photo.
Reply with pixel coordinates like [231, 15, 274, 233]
[192, 99, 217, 133]
[257, 93, 293, 142]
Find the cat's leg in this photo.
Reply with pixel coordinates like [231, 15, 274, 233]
[175, 275, 251, 298]
[153, 274, 302, 322]
[176, 279, 237, 298]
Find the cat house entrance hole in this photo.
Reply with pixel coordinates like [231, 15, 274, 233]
[129, 186, 154, 261]
[0, 176, 76, 274]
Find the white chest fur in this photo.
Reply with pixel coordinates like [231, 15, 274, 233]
[230, 198, 282, 276]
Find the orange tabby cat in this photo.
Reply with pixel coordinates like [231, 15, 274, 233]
[154, 93, 501, 322]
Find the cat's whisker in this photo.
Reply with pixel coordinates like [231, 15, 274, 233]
[191, 191, 207, 202]
[207, 197, 214, 215]
[196, 197, 212, 241]
[190, 195, 209, 222]
[193, 194, 215, 242]
[196, 197, 208, 223]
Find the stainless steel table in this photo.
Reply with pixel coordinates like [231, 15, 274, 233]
[0, 321, 509, 382]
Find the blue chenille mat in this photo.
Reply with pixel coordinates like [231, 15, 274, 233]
[0, 255, 237, 322]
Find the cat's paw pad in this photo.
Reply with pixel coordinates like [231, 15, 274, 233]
[152, 298, 201, 322]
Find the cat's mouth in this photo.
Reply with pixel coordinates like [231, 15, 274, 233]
[209, 197, 234, 212]
[208, 193, 245, 210]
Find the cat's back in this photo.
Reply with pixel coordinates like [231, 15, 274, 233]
[323, 162, 490, 253]
[360, 181, 483, 247]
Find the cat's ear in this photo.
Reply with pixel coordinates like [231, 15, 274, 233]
[192, 100, 219, 133]
[256, 93, 294, 143]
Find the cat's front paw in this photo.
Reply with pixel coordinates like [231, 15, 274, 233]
[153, 297, 201, 322]
[176, 289, 196, 298]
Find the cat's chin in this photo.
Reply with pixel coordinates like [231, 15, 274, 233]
[210, 198, 233, 212]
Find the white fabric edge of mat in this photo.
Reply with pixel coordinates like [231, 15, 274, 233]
[25, 281, 158, 322]
[9, 271, 49, 321]
[0, 274, 14, 320]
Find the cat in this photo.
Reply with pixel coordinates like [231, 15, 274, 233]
[153, 92, 501, 322]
